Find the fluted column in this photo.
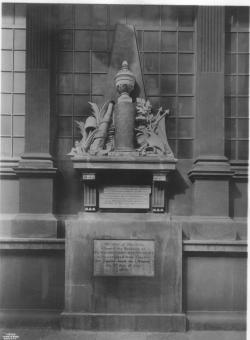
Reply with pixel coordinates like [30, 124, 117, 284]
[14, 5, 57, 237]
[189, 7, 233, 217]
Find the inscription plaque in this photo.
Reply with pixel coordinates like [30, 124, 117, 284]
[94, 240, 155, 276]
[99, 185, 151, 209]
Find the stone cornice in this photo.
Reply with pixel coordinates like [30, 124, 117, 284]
[188, 156, 233, 180]
[0, 157, 20, 179]
[230, 160, 248, 179]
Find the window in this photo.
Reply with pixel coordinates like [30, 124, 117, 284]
[1, 3, 26, 157]
[225, 7, 249, 160]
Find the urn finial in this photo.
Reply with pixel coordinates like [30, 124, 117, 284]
[114, 61, 136, 102]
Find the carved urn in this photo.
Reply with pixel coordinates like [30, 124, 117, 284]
[114, 60, 135, 103]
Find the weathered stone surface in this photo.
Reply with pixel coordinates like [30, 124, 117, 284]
[64, 213, 183, 330]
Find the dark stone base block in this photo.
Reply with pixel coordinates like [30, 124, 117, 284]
[63, 213, 183, 332]
[61, 313, 186, 332]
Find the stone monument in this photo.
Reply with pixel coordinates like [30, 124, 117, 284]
[68, 60, 176, 213]
[62, 24, 185, 332]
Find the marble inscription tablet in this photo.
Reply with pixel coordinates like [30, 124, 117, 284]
[99, 185, 151, 209]
[94, 240, 155, 276]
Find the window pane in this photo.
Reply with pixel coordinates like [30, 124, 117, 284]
[161, 96, 177, 115]
[161, 75, 177, 94]
[13, 94, 25, 114]
[13, 137, 24, 156]
[1, 116, 11, 136]
[58, 74, 73, 93]
[166, 118, 176, 138]
[15, 4, 26, 27]
[161, 6, 178, 27]
[178, 97, 194, 116]
[225, 140, 236, 160]
[178, 54, 194, 73]
[0, 137, 12, 156]
[75, 5, 91, 27]
[179, 32, 193, 51]
[58, 30, 73, 50]
[2, 51, 13, 71]
[142, 6, 160, 26]
[238, 97, 249, 117]
[144, 75, 160, 95]
[2, 72, 13, 92]
[225, 118, 236, 139]
[178, 6, 195, 27]
[178, 118, 194, 138]
[74, 95, 90, 115]
[92, 5, 108, 25]
[126, 6, 143, 26]
[225, 33, 237, 53]
[1, 94, 12, 114]
[225, 76, 236, 95]
[57, 95, 73, 116]
[58, 52, 73, 72]
[238, 76, 249, 95]
[58, 5, 73, 28]
[177, 139, 193, 158]
[238, 33, 249, 53]
[2, 29, 13, 50]
[14, 29, 26, 50]
[13, 116, 25, 136]
[144, 31, 160, 51]
[161, 53, 177, 73]
[92, 31, 108, 51]
[14, 51, 25, 71]
[91, 74, 106, 95]
[238, 54, 249, 74]
[225, 54, 236, 74]
[225, 97, 237, 117]
[74, 74, 90, 94]
[178, 75, 194, 95]
[238, 119, 249, 138]
[144, 53, 159, 73]
[57, 138, 72, 157]
[2, 4, 14, 26]
[74, 52, 90, 72]
[92, 52, 109, 73]
[75, 31, 91, 51]
[58, 117, 72, 137]
[14, 73, 25, 93]
[238, 7, 249, 29]
[238, 141, 248, 160]
[110, 5, 126, 25]
[161, 32, 177, 52]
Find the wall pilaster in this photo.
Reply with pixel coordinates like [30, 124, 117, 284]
[189, 7, 233, 217]
[14, 5, 57, 237]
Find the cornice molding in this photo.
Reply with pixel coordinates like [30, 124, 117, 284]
[188, 156, 233, 180]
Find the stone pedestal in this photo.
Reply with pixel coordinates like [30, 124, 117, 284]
[61, 213, 185, 331]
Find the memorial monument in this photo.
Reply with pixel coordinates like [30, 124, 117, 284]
[62, 24, 185, 332]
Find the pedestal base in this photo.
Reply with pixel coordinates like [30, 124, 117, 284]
[63, 213, 183, 331]
[61, 312, 186, 332]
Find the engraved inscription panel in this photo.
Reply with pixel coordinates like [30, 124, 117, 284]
[99, 185, 151, 209]
[94, 240, 155, 276]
